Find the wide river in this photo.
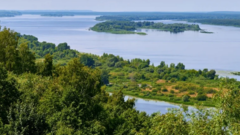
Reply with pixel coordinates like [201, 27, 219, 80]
[0, 15, 238, 114]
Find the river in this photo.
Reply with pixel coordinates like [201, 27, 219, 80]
[0, 14, 237, 114]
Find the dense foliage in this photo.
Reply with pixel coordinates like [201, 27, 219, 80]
[91, 21, 201, 34]
[18, 35, 79, 65]
[1, 27, 240, 134]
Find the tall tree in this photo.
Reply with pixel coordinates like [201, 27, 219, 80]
[0, 27, 19, 71]
[18, 43, 36, 73]
[42, 54, 53, 76]
[0, 64, 20, 123]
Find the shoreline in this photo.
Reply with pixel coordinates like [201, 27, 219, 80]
[107, 89, 215, 107]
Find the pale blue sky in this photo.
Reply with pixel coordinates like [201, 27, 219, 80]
[1, 0, 240, 12]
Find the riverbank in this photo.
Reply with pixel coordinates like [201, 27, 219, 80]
[106, 88, 215, 107]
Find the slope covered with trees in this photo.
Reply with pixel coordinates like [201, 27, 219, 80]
[1, 27, 240, 134]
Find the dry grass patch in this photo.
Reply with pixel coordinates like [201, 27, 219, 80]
[156, 79, 166, 84]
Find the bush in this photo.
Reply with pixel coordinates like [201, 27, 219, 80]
[152, 92, 157, 96]
[182, 95, 190, 102]
[162, 88, 168, 92]
[196, 94, 207, 101]
[206, 89, 217, 94]
[170, 78, 177, 83]
[170, 90, 175, 94]
[174, 85, 180, 89]
[141, 83, 147, 88]
[157, 93, 164, 96]
[152, 89, 158, 93]
[188, 91, 195, 95]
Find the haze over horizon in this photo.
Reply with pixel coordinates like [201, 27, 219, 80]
[1, 0, 240, 12]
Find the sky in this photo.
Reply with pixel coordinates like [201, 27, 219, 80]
[1, 0, 240, 12]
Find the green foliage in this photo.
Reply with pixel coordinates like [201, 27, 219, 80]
[57, 43, 70, 51]
[79, 54, 95, 67]
[101, 69, 110, 85]
[18, 43, 36, 73]
[182, 95, 190, 102]
[0, 65, 20, 123]
[197, 94, 208, 101]
[42, 54, 53, 76]
[91, 21, 201, 35]
[162, 88, 168, 92]
[7, 102, 48, 135]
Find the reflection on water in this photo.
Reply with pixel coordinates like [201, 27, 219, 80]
[124, 95, 196, 115]
[1, 15, 240, 80]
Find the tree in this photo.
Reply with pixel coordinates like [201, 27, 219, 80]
[207, 69, 216, 79]
[170, 63, 175, 68]
[176, 63, 185, 70]
[182, 95, 190, 102]
[58, 58, 101, 97]
[79, 54, 95, 67]
[0, 64, 20, 123]
[0, 27, 19, 72]
[7, 102, 48, 135]
[57, 43, 70, 51]
[18, 43, 36, 73]
[196, 94, 207, 101]
[101, 69, 110, 85]
[42, 54, 53, 76]
[159, 61, 166, 68]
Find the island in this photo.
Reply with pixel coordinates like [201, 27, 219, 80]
[232, 72, 240, 76]
[90, 21, 201, 35]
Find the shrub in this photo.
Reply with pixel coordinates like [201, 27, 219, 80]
[170, 78, 177, 83]
[206, 89, 217, 94]
[157, 93, 164, 96]
[196, 94, 207, 101]
[141, 83, 147, 88]
[174, 85, 180, 90]
[182, 95, 190, 102]
[188, 91, 195, 95]
[152, 92, 157, 96]
[162, 88, 168, 92]
[170, 90, 175, 94]
[152, 89, 158, 93]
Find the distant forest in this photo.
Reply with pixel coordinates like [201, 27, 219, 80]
[2, 11, 240, 27]
[0, 11, 22, 17]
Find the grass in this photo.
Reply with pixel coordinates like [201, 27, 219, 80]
[106, 87, 215, 107]
[91, 28, 147, 35]
[200, 30, 214, 34]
